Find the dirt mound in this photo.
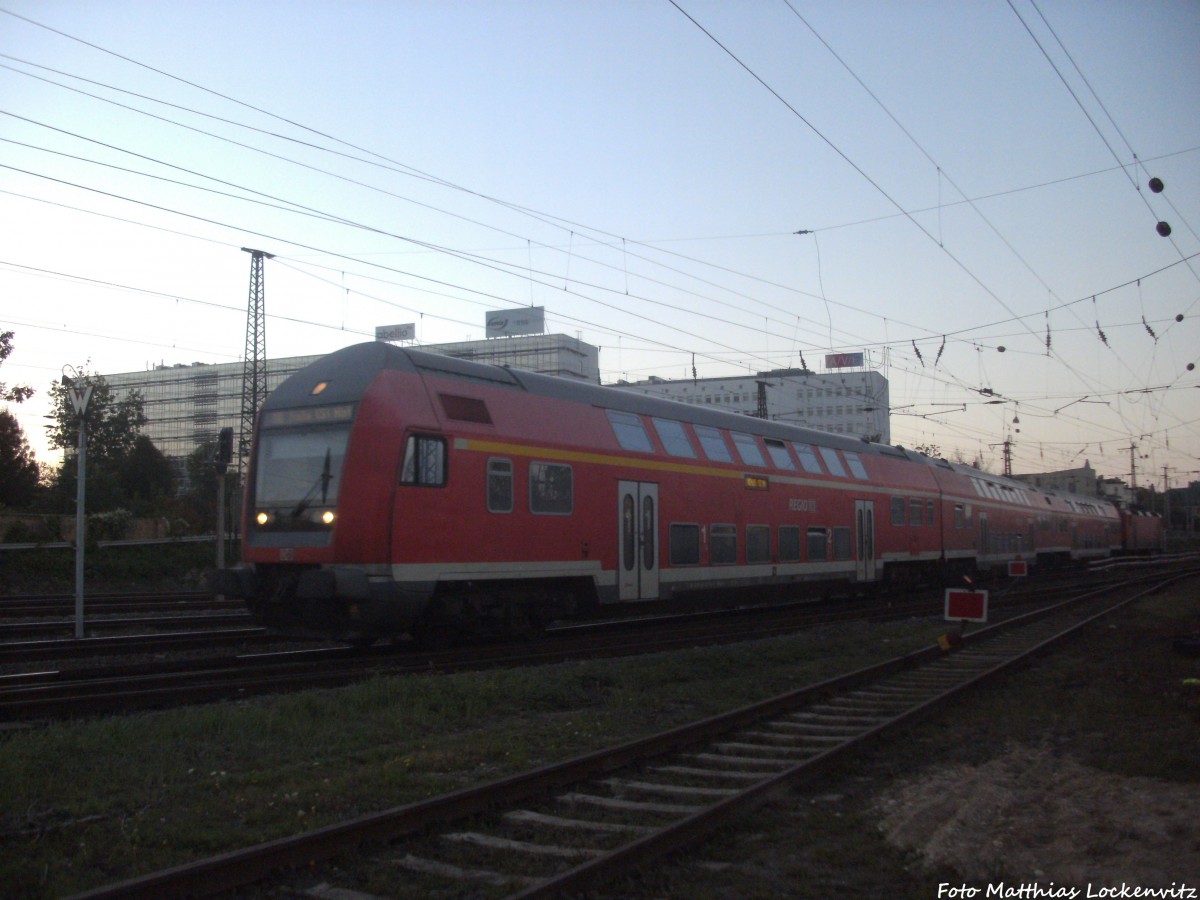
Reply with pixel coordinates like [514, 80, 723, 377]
[876, 744, 1200, 885]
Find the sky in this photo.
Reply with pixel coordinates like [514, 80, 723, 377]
[1, 0, 1198, 490]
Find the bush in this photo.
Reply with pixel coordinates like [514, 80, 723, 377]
[2, 516, 63, 545]
[87, 509, 132, 543]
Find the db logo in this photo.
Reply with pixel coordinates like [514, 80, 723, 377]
[280, 548, 294, 561]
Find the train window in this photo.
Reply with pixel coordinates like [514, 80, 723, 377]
[832, 527, 852, 561]
[843, 451, 869, 479]
[400, 435, 446, 486]
[731, 432, 766, 467]
[710, 524, 738, 565]
[926, 499, 936, 525]
[908, 498, 923, 526]
[817, 447, 847, 477]
[529, 462, 573, 515]
[891, 497, 906, 526]
[607, 410, 654, 453]
[487, 458, 513, 513]
[669, 524, 701, 565]
[652, 418, 696, 458]
[694, 425, 733, 462]
[747, 525, 771, 563]
[806, 527, 828, 560]
[255, 427, 350, 509]
[791, 442, 824, 475]
[954, 504, 965, 529]
[764, 439, 795, 470]
[778, 526, 801, 562]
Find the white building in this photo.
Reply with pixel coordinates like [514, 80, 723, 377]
[614, 366, 890, 443]
[1012, 461, 1102, 497]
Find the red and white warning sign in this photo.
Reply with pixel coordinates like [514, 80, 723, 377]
[944, 588, 988, 623]
[1008, 557, 1028, 577]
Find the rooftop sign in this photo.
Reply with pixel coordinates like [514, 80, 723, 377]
[825, 352, 864, 369]
[486, 306, 544, 338]
[376, 323, 416, 342]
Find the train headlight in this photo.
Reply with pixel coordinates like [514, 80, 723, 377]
[321, 510, 336, 526]
[255, 511, 271, 526]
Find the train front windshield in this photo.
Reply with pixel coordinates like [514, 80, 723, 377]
[252, 427, 351, 533]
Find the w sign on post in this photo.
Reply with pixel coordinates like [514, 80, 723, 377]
[65, 377, 93, 639]
[68, 383, 93, 418]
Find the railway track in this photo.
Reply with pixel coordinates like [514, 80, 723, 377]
[0, 625, 272, 662]
[0, 578, 1062, 722]
[0, 612, 256, 643]
[68, 569, 1192, 899]
[0, 590, 221, 617]
[0, 568, 1144, 722]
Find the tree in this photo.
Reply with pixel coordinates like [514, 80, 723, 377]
[0, 331, 33, 404]
[115, 434, 174, 514]
[0, 410, 39, 507]
[0, 331, 38, 507]
[46, 365, 146, 464]
[45, 364, 149, 514]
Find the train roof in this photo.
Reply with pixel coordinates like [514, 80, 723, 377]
[275, 341, 914, 453]
[268, 342, 1094, 505]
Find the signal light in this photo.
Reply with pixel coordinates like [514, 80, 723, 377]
[214, 427, 234, 474]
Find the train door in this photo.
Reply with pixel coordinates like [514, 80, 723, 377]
[855, 499, 876, 581]
[979, 512, 989, 558]
[618, 481, 660, 601]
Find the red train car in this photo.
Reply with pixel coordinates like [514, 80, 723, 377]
[1120, 508, 1167, 554]
[213, 342, 1127, 644]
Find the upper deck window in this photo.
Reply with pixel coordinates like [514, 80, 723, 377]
[843, 451, 869, 480]
[764, 439, 796, 470]
[694, 425, 733, 462]
[606, 410, 654, 453]
[652, 418, 696, 458]
[817, 446, 847, 477]
[731, 432, 766, 467]
[791, 442, 824, 475]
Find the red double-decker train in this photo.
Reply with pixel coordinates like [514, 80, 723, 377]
[213, 342, 1162, 644]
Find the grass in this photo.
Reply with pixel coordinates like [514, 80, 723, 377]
[0, 616, 936, 898]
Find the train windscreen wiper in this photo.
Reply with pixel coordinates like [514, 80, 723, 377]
[290, 447, 333, 518]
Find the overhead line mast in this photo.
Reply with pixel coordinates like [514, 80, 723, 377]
[240, 247, 273, 475]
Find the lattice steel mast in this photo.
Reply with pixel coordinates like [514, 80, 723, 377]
[239, 248, 273, 473]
